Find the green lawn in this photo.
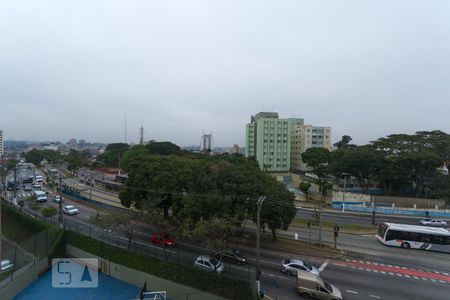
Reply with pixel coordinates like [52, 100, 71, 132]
[1, 211, 35, 243]
[293, 218, 376, 235]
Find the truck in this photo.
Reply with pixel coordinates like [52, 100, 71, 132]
[296, 270, 343, 300]
[34, 190, 47, 202]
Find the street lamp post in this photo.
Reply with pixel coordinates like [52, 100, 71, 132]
[342, 173, 350, 212]
[256, 196, 265, 296]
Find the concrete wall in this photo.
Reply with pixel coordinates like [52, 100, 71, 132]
[66, 244, 223, 300]
[333, 191, 372, 203]
[0, 259, 48, 300]
[331, 203, 450, 218]
[372, 195, 447, 209]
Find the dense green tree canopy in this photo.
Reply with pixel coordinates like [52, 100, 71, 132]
[24, 149, 62, 165]
[66, 149, 89, 172]
[119, 147, 296, 242]
[96, 143, 130, 167]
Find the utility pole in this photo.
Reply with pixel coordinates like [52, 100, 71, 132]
[342, 173, 349, 212]
[319, 185, 323, 245]
[13, 164, 17, 200]
[89, 169, 93, 201]
[256, 196, 265, 296]
[58, 168, 63, 227]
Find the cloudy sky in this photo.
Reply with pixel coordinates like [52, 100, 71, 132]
[1, 0, 449, 147]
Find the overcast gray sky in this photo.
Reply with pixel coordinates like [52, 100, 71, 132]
[1, 0, 449, 147]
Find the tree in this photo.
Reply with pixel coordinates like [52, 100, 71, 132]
[24, 149, 62, 165]
[416, 130, 450, 171]
[66, 149, 89, 172]
[331, 146, 383, 193]
[146, 141, 181, 155]
[96, 143, 130, 168]
[18, 199, 25, 211]
[302, 147, 332, 244]
[260, 176, 297, 240]
[5, 159, 18, 172]
[299, 181, 312, 201]
[333, 135, 356, 150]
[372, 134, 442, 197]
[41, 207, 57, 219]
[178, 216, 238, 251]
[92, 212, 138, 249]
[429, 173, 450, 203]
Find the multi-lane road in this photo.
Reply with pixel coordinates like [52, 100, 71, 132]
[3, 166, 450, 300]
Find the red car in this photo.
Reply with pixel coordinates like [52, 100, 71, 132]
[150, 232, 176, 246]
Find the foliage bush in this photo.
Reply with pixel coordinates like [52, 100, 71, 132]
[65, 231, 254, 299]
[1, 200, 49, 233]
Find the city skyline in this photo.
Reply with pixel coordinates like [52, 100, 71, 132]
[1, 1, 450, 146]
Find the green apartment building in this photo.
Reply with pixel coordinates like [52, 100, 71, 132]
[245, 112, 331, 172]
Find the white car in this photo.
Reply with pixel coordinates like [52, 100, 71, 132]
[53, 195, 63, 203]
[419, 219, 447, 228]
[63, 205, 79, 215]
[33, 182, 41, 188]
[281, 258, 320, 276]
[1, 259, 14, 272]
[194, 255, 224, 273]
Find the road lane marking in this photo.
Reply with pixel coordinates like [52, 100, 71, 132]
[319, 259, 329, 272]
[346, 290, 358, 294]
[369, 295, 381, 299]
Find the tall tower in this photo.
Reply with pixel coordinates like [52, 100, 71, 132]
[139, 126, 144, 145]
[201, 133, 213, 154]
[0, 129, 3, 156]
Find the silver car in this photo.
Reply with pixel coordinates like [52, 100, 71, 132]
[63, 205, 79, 215]
[1, 259, 14, 272]
[281, 258, 319, 276]
[419, 219, 447, 228]
[194, 255, 224, 273]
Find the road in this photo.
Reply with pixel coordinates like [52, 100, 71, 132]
[4, 165, 450, 299]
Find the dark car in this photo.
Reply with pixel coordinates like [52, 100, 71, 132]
[215, 249, 247, 265]
[150, 232, 176, 246]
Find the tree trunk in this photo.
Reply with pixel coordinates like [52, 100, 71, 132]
[319, 192, 323, 245]
[271, 228, 277, 241]
[415, 177, 422, 198]
[163, 206, 169, 219]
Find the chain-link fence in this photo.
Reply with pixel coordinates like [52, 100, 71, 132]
[64, 218, 256, 284]
[0, 226, 63, 287]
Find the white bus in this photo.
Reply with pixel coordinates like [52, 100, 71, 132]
[377, 222, 450, 253]
[34, 190, 47, 202]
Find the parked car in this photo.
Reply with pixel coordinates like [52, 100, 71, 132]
[1, 259, 14, 272]
[215, 249, 247, 265]
[194, 255, 224, 273]
[150, 232, 176, 246]
[281, 258, 319, 276]
[63, 205, 79, 215]
[419, 219, 447, 228]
